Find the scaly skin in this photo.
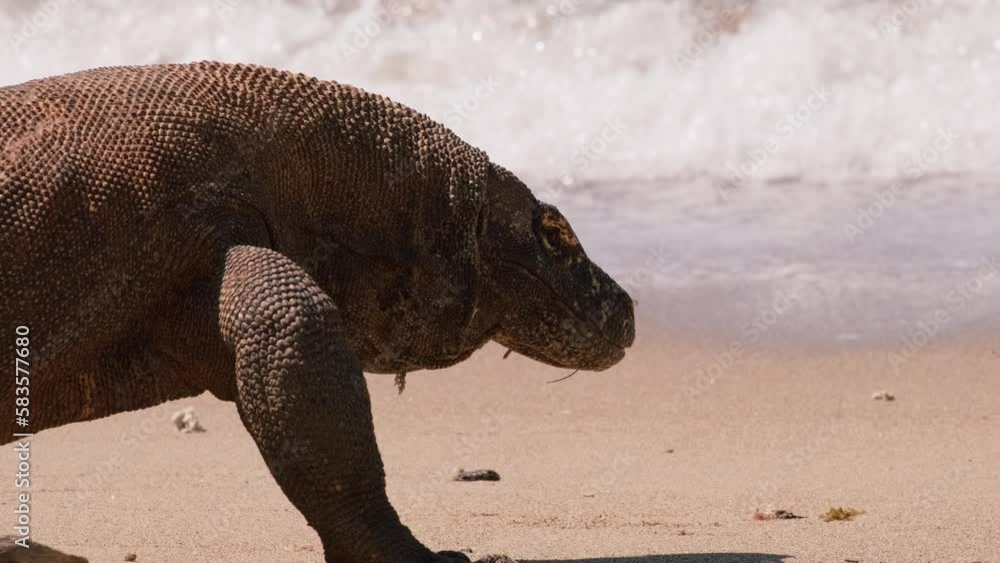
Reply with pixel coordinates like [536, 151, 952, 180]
[0, 63, 635, 562]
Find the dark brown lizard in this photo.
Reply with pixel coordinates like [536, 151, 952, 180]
[0, 62, 635, 562]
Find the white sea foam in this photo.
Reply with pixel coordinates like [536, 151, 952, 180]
[3, 0, 999, 186]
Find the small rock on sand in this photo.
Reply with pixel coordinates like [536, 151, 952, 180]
[752, 508, 804, 520]
[453, 469, 501, 482]
[123, 554, 137, 562]
[170, 407, 205, 433]
[871, 390, 895, 401]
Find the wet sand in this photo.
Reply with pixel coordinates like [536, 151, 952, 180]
[7, 321, 998, 562]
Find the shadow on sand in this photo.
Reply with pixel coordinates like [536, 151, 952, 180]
[524, 554, 790, 563]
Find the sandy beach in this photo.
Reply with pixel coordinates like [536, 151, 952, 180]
[3, 1, 1000, 562]
[11, 319, 997, 563]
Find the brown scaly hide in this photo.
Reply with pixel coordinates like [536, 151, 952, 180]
[0, 63, 633, 562]
[1, 63, 489, 422]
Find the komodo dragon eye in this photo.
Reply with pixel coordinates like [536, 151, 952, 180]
[537, 204, 583, 263]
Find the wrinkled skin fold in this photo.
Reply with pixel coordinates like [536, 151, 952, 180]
[0, 62, 634, 563]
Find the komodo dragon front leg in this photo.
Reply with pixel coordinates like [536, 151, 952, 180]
[217, 245, 464, 563]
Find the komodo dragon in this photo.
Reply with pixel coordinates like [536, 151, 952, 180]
[0, 62, 635, 562]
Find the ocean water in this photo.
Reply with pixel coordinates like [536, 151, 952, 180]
[3, 0, 999, 344]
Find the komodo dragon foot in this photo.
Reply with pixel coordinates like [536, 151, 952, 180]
[0, 536, 88, 562]
[441, 552, 518, 563]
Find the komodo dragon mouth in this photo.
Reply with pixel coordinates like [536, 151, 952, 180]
[501, 259, 627, 349]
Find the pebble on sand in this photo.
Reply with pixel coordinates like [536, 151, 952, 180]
[871, 390, 895, 401]
[752, 508, 804, 520]
[170, 407, 205, 433]
[453, 469, 501, 481]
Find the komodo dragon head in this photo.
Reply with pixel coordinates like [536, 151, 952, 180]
[478, 165, 635, 371]
[322, 159, 634, 375]
[286, 83, 634, 375]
